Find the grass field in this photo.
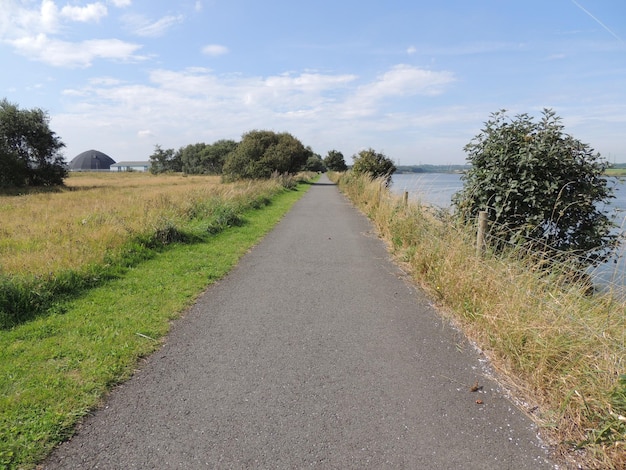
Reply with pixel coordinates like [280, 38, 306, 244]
[0, 172, 313, 469]
[332, 172, 625, 470]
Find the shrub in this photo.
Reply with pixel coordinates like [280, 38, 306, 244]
[453, 109, 617, 269]
[351, 148, 396, 184]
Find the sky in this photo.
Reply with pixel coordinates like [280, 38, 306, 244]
[0, 0, 624, 166]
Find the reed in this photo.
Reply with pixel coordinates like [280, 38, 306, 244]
[333, 171, 625, 470]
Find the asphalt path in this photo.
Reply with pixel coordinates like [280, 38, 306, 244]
[44, 174, 554, 469]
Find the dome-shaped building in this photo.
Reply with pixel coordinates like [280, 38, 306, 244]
[68, 150, 116, 171]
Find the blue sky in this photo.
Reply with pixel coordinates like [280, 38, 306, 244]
[0, 0, 624, 165]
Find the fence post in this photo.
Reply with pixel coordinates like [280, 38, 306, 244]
[403, 191, 408, 207]
[476, 211, 488, 256]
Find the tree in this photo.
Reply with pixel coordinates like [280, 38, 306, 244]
[351, 148, 396, 184]
[303, 149, 326, 172]
[149, 145, 182, 174]
[0, 99, 66, 187]
[181, 140, 238, 175]
[222, 130, 309, 180]
[324, 150, 347, 171]
[452, 109, 617, 268]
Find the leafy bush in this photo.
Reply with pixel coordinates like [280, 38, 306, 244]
[453, 109, 617, 269]
[222, 130, 310, 180]
[324, 150, 348, 171]
[351, 148, 396, 184]
[181, 140, 238, 175]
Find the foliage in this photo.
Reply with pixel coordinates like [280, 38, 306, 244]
[351, 148, 396, 184]
[222, 130, 310, 180]
[453, 109, 617, 269]
[0, 98, 66, 188]
[181, 140, 238, 175]
[303, 151, 326, 172]
[324, 150, 348, 171]
[149, 144, 183, 174]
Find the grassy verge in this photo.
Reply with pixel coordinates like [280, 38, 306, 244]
[0, 180, 312, 469]
[331, 171, 625, 470]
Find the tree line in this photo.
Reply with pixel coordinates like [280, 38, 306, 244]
[146, 130, 388, 180]
[0, 97, 396, 187]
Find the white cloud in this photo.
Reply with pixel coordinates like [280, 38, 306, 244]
[342, 65, 455, 117]
[1, 1, 140, 67]
[109, 0, 132, 7]
[40, 0, 60, 32]
[88, 76, 125, 86]
[61, 3, 108, 23]
[0, 0, 60, 36]
[407, 46, 417, 55]
[383, 65, 454, 95]
[123, 14, 184, 37]
[138, 129, 155, 138]
[195, 1, 203, 13]
[9, 34, 144, 67]
[202, 44, 229, 56]
[54, 64, 459, 163]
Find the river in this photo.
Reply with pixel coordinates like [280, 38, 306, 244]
[390, 172, 626, 293]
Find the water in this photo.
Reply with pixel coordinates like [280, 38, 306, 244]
[390, 173, 626, 292]
[391, 173, 463, 209]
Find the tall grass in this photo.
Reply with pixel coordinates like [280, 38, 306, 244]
[332, 171, 625, 470]
[0, 172, 289, 328]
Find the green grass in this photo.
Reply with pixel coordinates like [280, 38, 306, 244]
[0, 183, 311, 470]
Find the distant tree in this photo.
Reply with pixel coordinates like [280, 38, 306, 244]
[179, 143, 207, 175]
[181, 140, 237, 175]
[222, 130, 309, 180]
[324, 150, 348, 171]
[303, 149, 326, 172]
[149, 145, 182, 174]
[0, 98, 66, 187]
[452, 109, 617, 268]
[351, 148, 396, 184]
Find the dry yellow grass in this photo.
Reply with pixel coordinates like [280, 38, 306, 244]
[0, 172, 278, 279]
[334, 172, 625, 470]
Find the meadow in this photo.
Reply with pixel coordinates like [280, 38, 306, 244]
[332, 172, 625, 470]
[0, 172, 298, 328]
[0, 172, 312, 469]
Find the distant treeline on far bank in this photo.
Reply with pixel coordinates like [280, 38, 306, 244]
[396, 164, 469, 174]
[397, 162, 626, 175]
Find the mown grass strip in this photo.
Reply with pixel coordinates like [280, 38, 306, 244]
[0, 183, 311, 470]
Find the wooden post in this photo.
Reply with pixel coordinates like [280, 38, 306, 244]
[403, 191, 408, 207]
[476, 211, 488, 256]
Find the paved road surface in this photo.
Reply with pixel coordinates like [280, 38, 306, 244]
[44, 175, 553, 469]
